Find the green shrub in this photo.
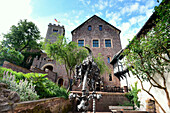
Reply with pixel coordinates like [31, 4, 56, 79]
[1, 72, 39, 101]
[125, 82, 141, 109]
[0, 67, 69, 99]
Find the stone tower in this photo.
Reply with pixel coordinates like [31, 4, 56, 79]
[45, 23, 65, 43]
[31, 23, 68, 87]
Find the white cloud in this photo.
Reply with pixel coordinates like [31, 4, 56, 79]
[95, 12, 103, 17]
[87, 0, 90, 5]
[0, 0, 32, 41]
[129, 15, 146, 25]
[79, 0, 86, 5]
[129, 17, 137, 25]
[106, 10, 113, 18]
[118, 0, 124, 2]
[139, 0, 155, 15]
[109, 1, 114, 7]
[79, 0, 91, 6]
[94, 0, 108, 10]
[86, 15, 91, 19]
[120, 14, 149, 48]
[146, 0, 155, 8]
[146, 9, 154, 18]
[107, 12, 121, 27]
[121, 2, 139, 15]
[121, 22, 131, 32]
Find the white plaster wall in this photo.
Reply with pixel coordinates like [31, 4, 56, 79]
[121, 71, 170, 113]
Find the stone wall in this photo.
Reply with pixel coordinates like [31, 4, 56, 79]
[2, 61, 57, 83]
[31, 53, 69, 87]
[0, 83, 20, 113]
[71, 91, 130, 112]
[9, 97, 71, 113]
[3, 61, 31, 73]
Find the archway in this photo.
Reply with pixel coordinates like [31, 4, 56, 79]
[41, 63, 55, 72]
[58, 78, 64, 87]
[43, 65, 53, 72]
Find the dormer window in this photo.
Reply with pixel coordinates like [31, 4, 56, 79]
[53, 29, 58, 32]
[88, 25, 92, 31]
[99, 25, 102, 31]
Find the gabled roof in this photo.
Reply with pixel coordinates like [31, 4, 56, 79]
[71, 15, 121, 34]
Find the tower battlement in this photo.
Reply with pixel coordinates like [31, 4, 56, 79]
[48, 23, 64, 28]
[45, 23, 65, 43]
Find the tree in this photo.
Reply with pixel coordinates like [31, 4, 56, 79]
[2, 19, 42, 52]
[44, 35, 109, 92]
[124, 0, 169, 112]
[0, 47, 24, 65]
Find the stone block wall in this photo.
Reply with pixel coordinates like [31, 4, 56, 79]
[8, 97, 71, 113]
[2, 61, 31, 73]
[72, 15, 122, 87]
[71, 91, 130, 112]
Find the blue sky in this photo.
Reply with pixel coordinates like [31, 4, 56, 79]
[0, 0, 160, 48]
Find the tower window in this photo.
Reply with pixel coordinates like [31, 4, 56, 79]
[53, 29, 58, 32]
[88, 25, 92, 31]
[93, 40, 99, 47]
[78, 40, 84, 47]
[105, 39, 111, 47]
[107, 57, 110, 63]
[99, 25, 102, 31]
[109, 74, 112, 81]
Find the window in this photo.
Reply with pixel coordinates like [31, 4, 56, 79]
[53, 29, 58, 32]
[105, 39, 111, 47]
[99, 25, 102, 31]
[93, 40, 99, 47]
[107, 57, 110, 63]
[88, 25, 92, 31]
[109, 74, 112, 81]
[78, 40, 84, 47]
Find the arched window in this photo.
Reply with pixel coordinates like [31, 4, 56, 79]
[99, 25, 102, 31]
[109, 74, 112, 81]
[58, 78, 64, 87]
[88, 25, 92, 31]
[107, 57, 110, 63]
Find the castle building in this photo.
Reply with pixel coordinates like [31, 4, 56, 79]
[72, 15, 122, 88]
[31, 15, 122, 91]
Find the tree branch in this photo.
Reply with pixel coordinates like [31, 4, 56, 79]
[136, 75, 166, 113]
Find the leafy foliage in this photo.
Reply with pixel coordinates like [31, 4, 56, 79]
[125, 82, 141, 109]
[20, 51, 41, 69]
[93, 53, 110, 75]
[124, 0, 170, 112]
[0, 72, 39, 101]
[2, 19, 42, 52]
[0, 67, 68, 99]
[0, 47, 24, 65]
[44, 35, 109, 91]
[44, 35, 89, 91]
